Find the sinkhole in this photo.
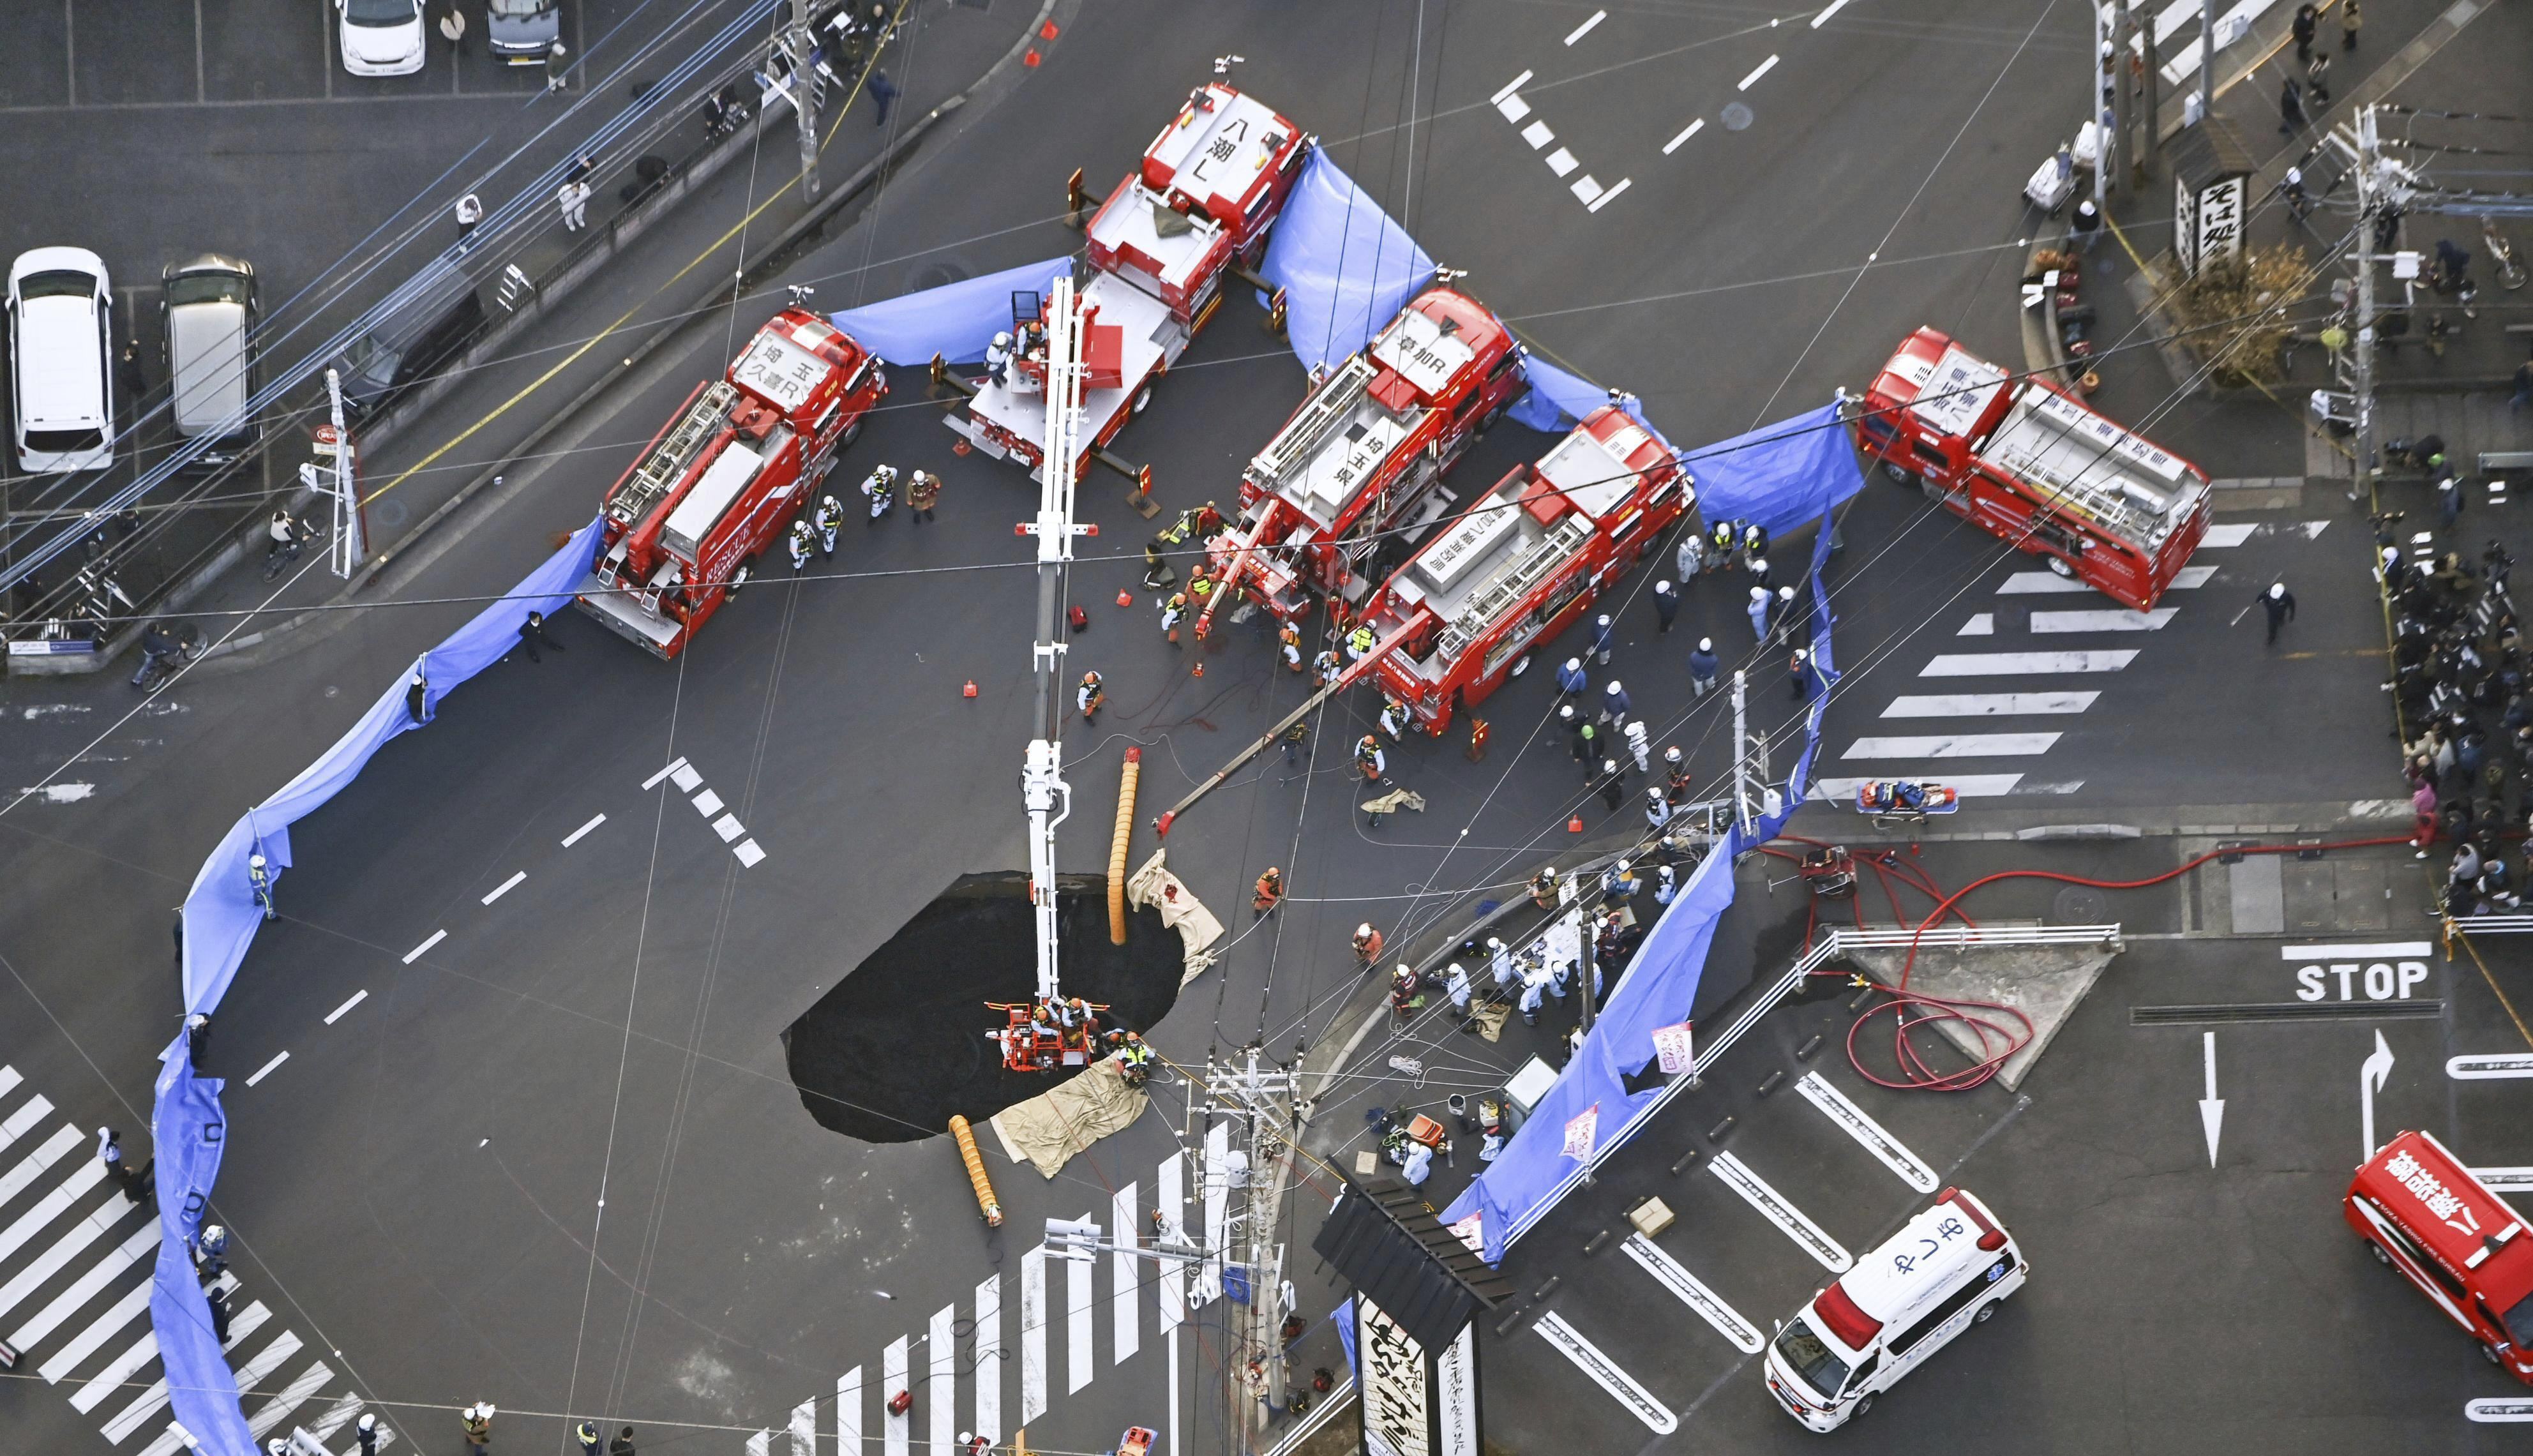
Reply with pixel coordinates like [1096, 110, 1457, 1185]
[781, 871, 1187, 1143]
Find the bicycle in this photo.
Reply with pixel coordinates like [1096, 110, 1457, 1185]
[130, 621, 202, 691]
[2486, 216, 2527, 292]
[260, 517, 310, 581]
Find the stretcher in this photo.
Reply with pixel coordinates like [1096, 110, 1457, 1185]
[1854, 780, 1958, 827]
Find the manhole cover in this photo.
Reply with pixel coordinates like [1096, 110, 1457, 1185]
[2051, 886, 2109, 924]
[371, 497, 410, 530]
[1720, 102, 1754, 131]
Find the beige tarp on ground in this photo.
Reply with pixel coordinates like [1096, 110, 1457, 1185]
[1125, 848, 1223, 986]
[989, 1057, 1150, 1179]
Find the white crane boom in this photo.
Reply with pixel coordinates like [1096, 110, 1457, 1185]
[1021, 274, 1092, 1003]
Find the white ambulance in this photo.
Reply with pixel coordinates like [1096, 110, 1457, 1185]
[1764, 1187, 2027, 1430]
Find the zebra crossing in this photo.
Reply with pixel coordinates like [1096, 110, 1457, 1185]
[0, 1065, 400, 1456]
[1817, 523, 2317, 802]
[740, 1143, 1231, 1456]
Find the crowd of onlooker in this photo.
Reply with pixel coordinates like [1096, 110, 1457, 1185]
[2389, 522, 2527, 912]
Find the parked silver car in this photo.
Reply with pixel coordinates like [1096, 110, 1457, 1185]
[487, 0, 560, 63]
[162, 253, 260, 464]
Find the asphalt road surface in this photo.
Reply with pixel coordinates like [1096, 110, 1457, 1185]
[1, 3, 2527, 1456]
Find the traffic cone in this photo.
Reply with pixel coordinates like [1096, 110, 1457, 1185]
[1116, 589, 1133, 607]
[1192, 661, 1205, 678]
[1568, 816, 1583, 834]
[963, 681, 979, 698]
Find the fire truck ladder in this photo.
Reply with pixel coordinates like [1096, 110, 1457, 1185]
[606, 382, 737, 531]
[1245, 356, 1374, 492]
[1434, 516, 1593, 662]
[1019, 275, 1097, 1006]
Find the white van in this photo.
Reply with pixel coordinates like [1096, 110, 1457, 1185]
[8, 247, 116, 474]
[1764, 1187, 2026, 1430]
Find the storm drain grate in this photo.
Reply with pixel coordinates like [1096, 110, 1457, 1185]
[2132, 1001, 2444, 1026]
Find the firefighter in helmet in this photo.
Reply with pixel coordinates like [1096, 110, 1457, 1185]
[1312, 648, 1341, 687]
[813, 494, 845, 555]
[786, 518, 815, 572]
[1346, 624, 1375, 661]
[1116, 1032, 1152, 1086]
[862, 463, 899, 520]
[1664, 745, 1693, 804]
[984, 330, 1013, 387]
[1278, 620, 1304, 672]
[1355, 734, 1386, 782]
[1252, 867, 1284, 915]
[1529, 865, 1561, 908]
[1077, 670, 1104, 722]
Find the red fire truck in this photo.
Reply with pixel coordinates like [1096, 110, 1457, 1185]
[1199, 286, 1528, 634]
[1853, 327, 2211, 612]
[575, 306, 885, 657]
[2345, 1129, 2533, 1383]
[1348, 405, 1687, 734]
[943, 82, 1309, 483]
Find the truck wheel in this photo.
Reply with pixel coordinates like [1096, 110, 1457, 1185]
[1920, 477, 1948, 507]
[841, 417, 863, 449]
[1508, 653, 1531, 678]
[2485, 1341, 2506, 1366]
[730, 559, 755, 596]
[1851, 1395, 1874, 1419]
[1132, 382, 1154, 415]
[2045, 555, 2075, 578]
[1882, 460, 1916, 486]
[1479, 400, 1507, 433]
[2370, 1243, 2393, 1267]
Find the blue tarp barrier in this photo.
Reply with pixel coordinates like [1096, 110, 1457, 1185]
[153, 516, 604, 1456]
[827, 255, 1075, 368]
[1683, 403, 1865, 540]
[1259, 151, 1435, 373]
[1505, 357, 1611, 434]
[1439, 410, 1852, 1263]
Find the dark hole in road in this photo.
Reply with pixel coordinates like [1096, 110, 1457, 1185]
[783, 871, 1186, 1143]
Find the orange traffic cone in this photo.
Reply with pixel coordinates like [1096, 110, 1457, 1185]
[1116, 589, 1133, 607]
[1567, 816, 1584, 833]
[963, 681, 979, 698]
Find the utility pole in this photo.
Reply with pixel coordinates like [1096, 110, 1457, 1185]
[2351, 103, 2379, 505]
[304, 368, 365, 579]
[1730, 669, 1750, 836]
[2092, 1, 2112, 210]
[1194, 1046, 1300, 1451]
[2196, 0, 2215, 126]
[786, 0, 820, 197]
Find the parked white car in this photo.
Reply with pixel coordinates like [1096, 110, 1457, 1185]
[8, 247, 116, 474]
[336, 0, 426, 77]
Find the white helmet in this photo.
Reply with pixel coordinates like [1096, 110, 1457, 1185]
[1564, 657, 1581, 673]
[1665, 745, 1682, 763]
[1596, 613, 1611, 627]
[1487, 936, 1504, 950]
[357, 1416, 377, 1434]
[1655, 579, 1672, 592]
[1697, 636, 1713, 651]
[1793, 649, 1808, 662]
[1357, 922, 1374, 938]
[1648, 787, 1664, 801]
[1606, 680, 1623, 694]
[1750, 586, 1768, 603]
[1616, 858, 1632, 873]
[2268, 582, 2286, 599]
[1778, 585, 1796, 601]
[1558, 703, 1575, 721]
[993, 331, 1011, 348]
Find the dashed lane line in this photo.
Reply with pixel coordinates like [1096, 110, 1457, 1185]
[243, 1051, 289, 1088]
[1564, 10, 1606, 45]
[401, 929, 446, 964]
[480, 870, 525, 905]
[324, 990, 368, 1024]
[1811, 0, 1853, 25]
[641, 756, 691, 792]
[1736, 54, 1779, 89]
[1662, 118, 1703, 153]
[560, 812, 607, 846]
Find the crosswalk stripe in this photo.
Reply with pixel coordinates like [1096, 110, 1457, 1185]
[0, 1123, 86, 1214]
[1882, 692, 2096, 717]
[972, 1278, 1000, 1443]
[306, 1392, 363, 1442]
[0, 1152, 109, 1263]
[789, 1397, 815, 1456]
[2029, 607, 2177, 633]
[1794, 1072, 1939, 1192]
[1814, 774, 2028, 799]
[244, 1359, 334, 1439]
[1067, 1210, 1094, 1395]
[1998, 564, 2216, 594]
[1957, 613, 1994, 635]
[746, 1430, 769, 1456]
[0, 1184, 137, 1322]
[136, 1330, 304, 1456]
[1842, 733, 2061, 760]
[1619, 1234, 1763, 1353]
[2199, 522, 2256, 548]
[97, 1284, 244, 1444]
[1111, 1182, 1139, 1366]
[928, 1305, 956, 1455]
[33, 1231, 159, 1379]
[835, 1367, 861, 1456]
[0, 1067, 20, 1102]
[1019, 1247, 1048, 1425]
[882, 1336, 909, 1456]
[1530, 1311, 1678, 1434]
[0, 1088, 52, 1159]
[72, 1328, 156, 1413]
[1710, 1152, 1853, 1272]
[1920, 650, 2136, 676]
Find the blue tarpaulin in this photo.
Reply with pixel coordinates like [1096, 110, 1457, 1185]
[827, 255, 1075, 368]
[1684, 403, 1865, 540]
[153, 516, 604, 1456]
[1259, 151, 1435, 373]
[1505, 357, 1612, 434]
[1438, 412, 1849, 1263]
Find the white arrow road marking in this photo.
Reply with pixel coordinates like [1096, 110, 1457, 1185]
[2450, 1054, 2533, 1079]
[2199, 1032, 2225, 1168]
[1796, 1072, 1938, 1191]
[2467, 1397, 2533, 1422]
[1531, 1311, 1678, 1433]
[1711, 1152, 1852, 1271]
[1621, 1235, 1763, 1353]
[2361, 1031, 2396, 1161]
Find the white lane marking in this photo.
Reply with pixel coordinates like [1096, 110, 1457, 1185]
[560, 813, 606, 846]
[1920, 650, 2136, 675]
[668, 763, 702, 793]
[324, 990, 368, 1024]
[735, 839, 767, 868]
[2473, 1168, 2533, 1189]
[1521, 119, 1554, 149]
[0, 1086, 53, 1153]
[692, 788, 725, 816]
[642, 756, 690, 791]
[836, 1367, 862, 1456]
[1620, 1235, 1763, 1353]
[306, 1392, 364, 1442]
[1531, 1311, 1677, 1433]
[72, 1325, 158, 1413]
[1999, 564, 2217, 594]
[2281, 942, 2433, 959]
[2447, 1055, 2533, 1080]
[1496, 94, 1531, 122]
[790, 1397, 815, 1456]
[1067, 1210, 1094, 1394]
[243, 1358, 333, 1439]
[1882, 692, 2096, 717]
[2347, 798, 2410, 819]
[746, 1432, 769, 1456]
[480, 871, 525, 905]
[0, 1125, 90, 1217]
[928, 1304, 956, 1456]
[1157, 1152, 1185, 1331]
[2468, 1397, 2533, 1422]
[1587, 179, 1632, 211]
[1795, 1072, 1939, 1191]
[711, 814, 744, 843]
[1811, 0, 1852, 25]
[1815, 773, 2029, 800]
[1958, 613, 1994, 635]
[1545, 147, 1579, 177]
[1492, 70, 1533, 105]
[401, 929, 447, 964]
[1662, 118, 1704, 153]
[244, 1051, 289, 1088]
[18, 1226, 157, 1357]
[973, 1278, 1001, 1443]
[133, 1330, 299, 1456]
[1842, 733, 2061, 759]
[882, 1336, 909, 1456]
[0, 1194, 137, 1323]
[1737, 54, 1780, 89]
[1570, 174, 1601, 202]
[2199, 522, 2257, 548]
[1020, 1245, 1048, 1424]
[0, 1067, 19, 1100]
[1113, 1182, 1139, 1365]
[2030, 608, 2178, 633]
[1710, 1151, 1853, 1270]
[1564, 9, 1606, 44]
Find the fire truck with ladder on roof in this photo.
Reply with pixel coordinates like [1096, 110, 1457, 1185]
[1852, 327, 2210, 612]
[574, 302, 886, 657]
[1348, 404, 1687, 733]
[936, 81, 1310, 486]
[1196, 285, 1530, 640]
